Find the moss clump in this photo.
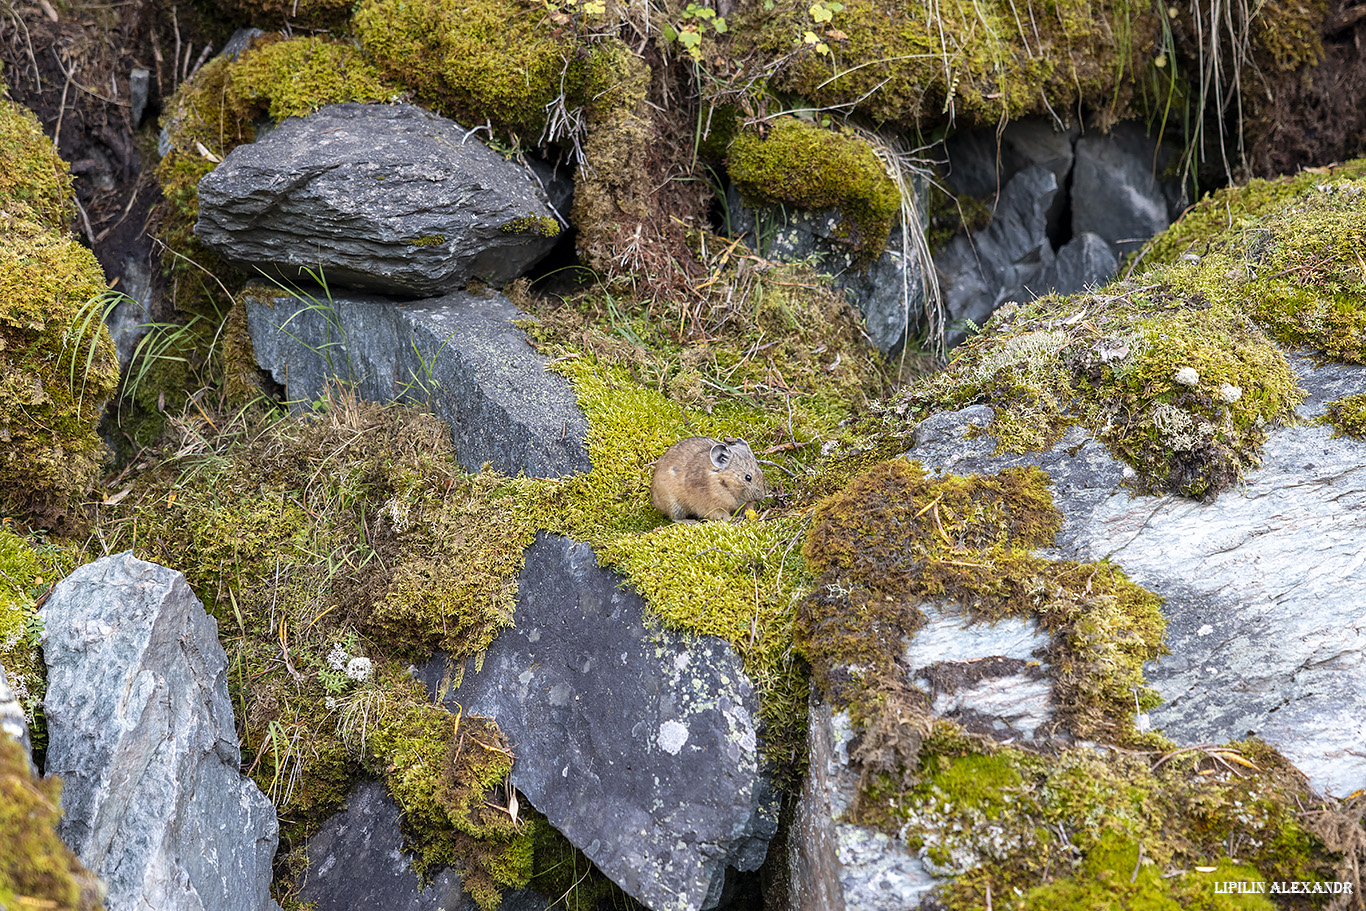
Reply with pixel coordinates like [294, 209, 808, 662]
[727, 118, 901, 264]
[735, 0, 1157, 132]
[353, 0, 626, 142]
[885, 737, 1334, 910]
[878, 191, 1328, 497]
[798, 459, 1165, 777]
[1320, 394, 1366, 439]
[365, 673, 532, 910]
[0, 92, 74, 232]
[0, 735, 103, 911]
[0, 216, 118, 531]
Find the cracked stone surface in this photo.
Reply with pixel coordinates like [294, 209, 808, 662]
[416, 533, 778, 911]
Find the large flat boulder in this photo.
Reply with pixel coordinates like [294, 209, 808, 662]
[243, 286, 591, 478]
[417, 533, 778, 911]
[41, 552, 281, 911]
[196, 102, 560, 297]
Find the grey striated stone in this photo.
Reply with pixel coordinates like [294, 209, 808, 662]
[243, 286, 590, 478]
[901, 354, 1366, 796]
[726, 183, 932, 357]
[943, 118, 1081, 224]
[300, 779, 546, 911]
[789, 697, 940, 911]
[1071, 122, 1181, 256]
[417, 533, 778, 911]
[1037, 231, 1119, 297]
[41, 552, 281, 911]
[196, 103, 559, 297]
[935, 165, 1060, 347]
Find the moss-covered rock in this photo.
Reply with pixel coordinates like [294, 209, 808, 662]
[0, 734, 103, 911]
[0, 90, 74, 232]
[727, 117, 900, 264]
[0, 216, 117, 531]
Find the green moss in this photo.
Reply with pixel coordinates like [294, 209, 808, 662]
[0, 216, 118, 531]
[798, 459, 1165, 764]
[499, 216, 561, 238]
[889, 738, 1334, 910]
[353, 0, 624, 141]
[1319, 394, 1366, 439]
[228, 36, 399, 122]
[0, 93, 74, 231]
[0, 735, 102, 911]
[727, 118, 901, 264]
[735, 0, 1157, 132]
[365, 673, 532, 910]
[407, 235, 448, 247]
[872, 160, 1359, 502]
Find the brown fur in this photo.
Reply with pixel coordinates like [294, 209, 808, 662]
[650, 436, 767, 522]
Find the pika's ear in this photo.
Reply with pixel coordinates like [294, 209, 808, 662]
[710, 441, 732, 469]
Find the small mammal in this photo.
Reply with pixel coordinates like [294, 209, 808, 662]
[651, 436, 767, 522]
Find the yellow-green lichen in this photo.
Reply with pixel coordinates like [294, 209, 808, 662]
[727, 118, 901, 264]
[0, 735, 103, 911]
[0, 216, 118, 531]
[499, 217, 560, 238]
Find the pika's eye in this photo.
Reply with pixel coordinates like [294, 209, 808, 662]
[745, 474, 752, 482]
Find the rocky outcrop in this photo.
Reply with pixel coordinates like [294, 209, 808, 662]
[300, 780, 546, 911]
[937, 118, 1182, 346]
[196, 102, 561, 298]
[417, 533, 778, 911]
[243, 285, 591, 478]
[41, 552, 282, 911]
[726, 184, 933, 357]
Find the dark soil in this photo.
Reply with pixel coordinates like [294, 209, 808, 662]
[1, 0, 232, 311]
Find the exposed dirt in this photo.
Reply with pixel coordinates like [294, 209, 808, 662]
[1248, 11, 1366, 176]
[1, 0, 231, 309]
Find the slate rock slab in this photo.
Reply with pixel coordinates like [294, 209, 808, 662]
[934, 165, 1060, 347]
[417, 533, 778, 911]
[1070, 121, 1181, 257]
[300, 779, 546, 911]
[196, 102, 559, 297]
[244, 286, 590, 478]
[901, 355, 1366, 796]
[41, 552, 281, 911]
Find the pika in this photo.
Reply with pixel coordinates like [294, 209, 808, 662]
[651, 436, 767, 522]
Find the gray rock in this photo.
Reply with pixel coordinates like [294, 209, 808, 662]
[934, 165, 1060, 347]
[0, 662, 32, 769]
[726, 181, 932, 357]
[789, 697, 940, 911]
[901, 353, 1366, 796]
[1036, 231, 1119, 297]
[942, 118, 1080, 221]
[417, 533, 778, 911]
[243, 286, 590, 478]
[129, 67, 150, 129]
[196, 103, 560, 297]
[41, 552, 281, 911]
[300, 779, 545, 911]
[1071, 122, 1181, 256]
